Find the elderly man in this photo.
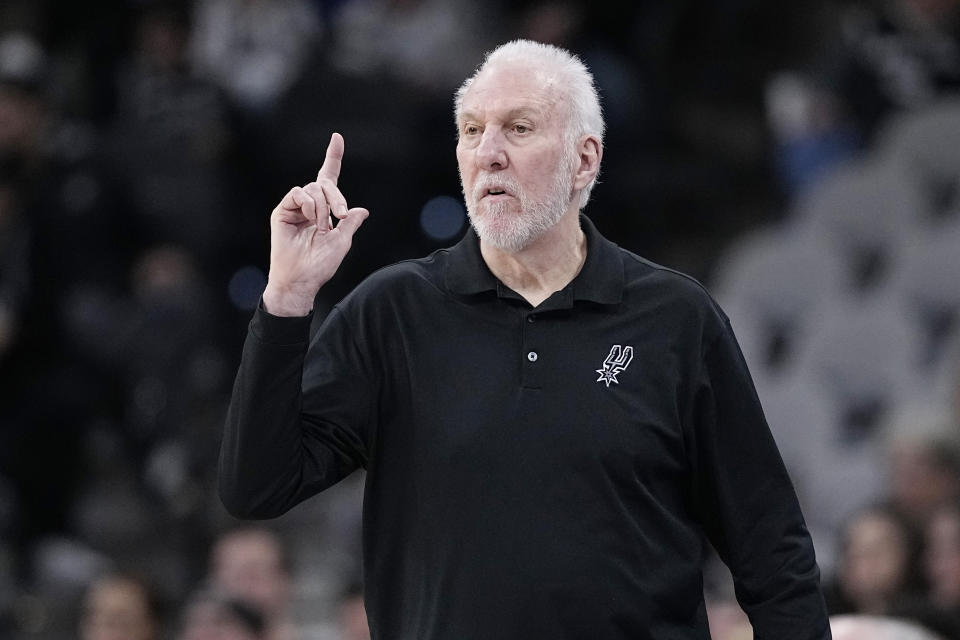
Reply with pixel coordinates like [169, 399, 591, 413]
[220, 40, 830, 638]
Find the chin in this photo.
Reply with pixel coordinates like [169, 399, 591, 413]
[470, 216, 538, 253]
[467, 196, 568, 253]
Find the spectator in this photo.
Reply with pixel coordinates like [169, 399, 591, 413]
[328, 0, 494, 96]
[884, 404, 960, 528]
[107, 2, 235, 266]
[208, 527, 296, 640]
[0, 31, 46, 169]
[765, 0, 960, 194]
[824, 504, 927, 616]
[836, 0, 960, 136]
[121, 246, 223, 453]
[189, 0, 320, 114]
[0, 34, 37, 352]
[79, 573, 162, 640]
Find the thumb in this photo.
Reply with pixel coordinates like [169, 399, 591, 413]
[335, 207, 370, 239]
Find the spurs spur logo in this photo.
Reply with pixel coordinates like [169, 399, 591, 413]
[596, 345, 633, 387]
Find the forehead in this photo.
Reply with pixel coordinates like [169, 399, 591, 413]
[214, 533, 280, 566]
[459, 62, 562, 121]
[87, 579, 147, 611]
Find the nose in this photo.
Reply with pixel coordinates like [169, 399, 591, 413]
[475, 128, 508, 171]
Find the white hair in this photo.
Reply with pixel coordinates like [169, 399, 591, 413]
[454, 39, 605, 209]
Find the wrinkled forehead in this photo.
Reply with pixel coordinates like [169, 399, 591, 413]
[459, 61, 567, 122]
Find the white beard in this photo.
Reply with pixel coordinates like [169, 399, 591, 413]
[462, 154, 578, 253]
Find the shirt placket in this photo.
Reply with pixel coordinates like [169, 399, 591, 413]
[521, 310, 544, 389]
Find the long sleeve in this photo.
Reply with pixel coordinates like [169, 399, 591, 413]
[219, 304, 374, 519]
[689, 319, 832, 639]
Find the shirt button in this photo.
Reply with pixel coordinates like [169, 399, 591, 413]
[527, 351, 538, 362]
[527, 314, 537, 323]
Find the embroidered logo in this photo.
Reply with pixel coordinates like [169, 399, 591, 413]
[596, 345, 633, 387]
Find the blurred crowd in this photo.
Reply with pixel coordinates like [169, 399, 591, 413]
[0, 0, 958, 638]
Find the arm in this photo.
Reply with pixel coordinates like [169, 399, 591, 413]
[219, 133, 371, 519]
[690, 319, 831, 639]
[219, 304, 373, 519]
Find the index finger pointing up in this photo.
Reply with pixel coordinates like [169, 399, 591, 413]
[317, 132, 345, 184]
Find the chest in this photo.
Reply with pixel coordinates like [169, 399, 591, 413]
[377, 298, 697, 485]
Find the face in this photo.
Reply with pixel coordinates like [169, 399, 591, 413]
[889, 442, 960, 523]
[211, 531, 289, 617]
[456, 63, 580, 253]
[80, 578, 157, 640]
[0, 85, 44, 152]
[838, 512, 910, 612]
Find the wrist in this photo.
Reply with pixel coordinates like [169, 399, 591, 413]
[262, 283, 316, 317]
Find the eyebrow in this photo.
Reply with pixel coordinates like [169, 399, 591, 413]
[459, 105, 545, 125]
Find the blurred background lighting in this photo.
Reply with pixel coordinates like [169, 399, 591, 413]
[419, 195, 466, 242]
[227, 265, 267, 311]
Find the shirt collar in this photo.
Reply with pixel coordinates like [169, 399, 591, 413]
[444, 215, 624, 305]
[573, 215, 624, 305]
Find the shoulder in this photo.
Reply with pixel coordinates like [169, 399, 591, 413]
[618, 246, 728, 330]
[334, 248, 449, 313]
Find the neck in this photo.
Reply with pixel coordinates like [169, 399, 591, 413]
[479, 209, 586, 307]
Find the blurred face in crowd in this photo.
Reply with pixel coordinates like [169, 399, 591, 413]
[456, 61, 580, 253]
[838, 510, 912, 613]
[0, 85, 44, 155]
[925, 505, 960, 607]
[210, 530, 290, 619]
[889, 441, 960, 525]
[80, 576, 159, 640]
[136, 8, 188, 71]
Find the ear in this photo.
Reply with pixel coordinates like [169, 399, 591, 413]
[572, 134, 602, 192]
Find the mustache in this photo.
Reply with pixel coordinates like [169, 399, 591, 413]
[471, 174, 524, 202]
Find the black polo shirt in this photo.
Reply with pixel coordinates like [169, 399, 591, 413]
[220, 216, 830, 640]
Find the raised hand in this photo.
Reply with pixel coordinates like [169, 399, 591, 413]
[262, 133, 369, 316]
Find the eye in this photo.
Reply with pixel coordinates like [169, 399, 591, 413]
[463, 124, 480, 136]
[512, 123, 530, 134]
